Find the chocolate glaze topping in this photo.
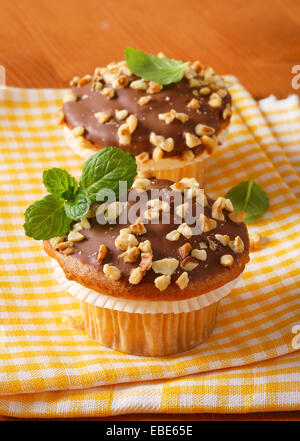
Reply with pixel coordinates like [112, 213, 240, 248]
[57, 179, 249, 288]
[63, 69, 231, 158]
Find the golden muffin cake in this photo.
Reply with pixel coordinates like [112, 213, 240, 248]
[45, 178, 248, 356]
[60, 48, 232, 186]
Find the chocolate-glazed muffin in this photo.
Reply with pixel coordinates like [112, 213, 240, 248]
[60, 52, 232, 186]
[45, 176, 249, 356]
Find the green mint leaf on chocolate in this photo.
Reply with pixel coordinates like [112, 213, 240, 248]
[79, 147, 137, 204]
[125, 47, 188, 85]
[64, 187, 91, 221]
[226, 179, 269, 222]
[24, 195, 72, 240]
[24, 147, 138, 240]
[43, 168, 78, 200]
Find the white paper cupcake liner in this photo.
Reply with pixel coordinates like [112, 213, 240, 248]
[54, 262, 242, 315]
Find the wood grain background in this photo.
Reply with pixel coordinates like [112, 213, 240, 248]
[1, 0, 300, 98]
[0, 0, 299, 421]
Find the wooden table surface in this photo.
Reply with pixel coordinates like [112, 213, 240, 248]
[0, 0, 299, 422]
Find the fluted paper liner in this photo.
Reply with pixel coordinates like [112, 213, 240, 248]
[54, 262, 241, 314]
[54, 262, 242, 355]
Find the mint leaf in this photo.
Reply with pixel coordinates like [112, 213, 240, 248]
[80, 147, 137, 203]
[43, 168, 78, 200]
[226, 179, 269, 222]
[64, 187, 91, 220]
[125, 47, 188, 85]
[24, 195, 72, 240]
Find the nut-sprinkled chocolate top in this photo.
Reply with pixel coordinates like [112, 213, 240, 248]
[62, 59, 232, 161]
[48, 177, 249, 298]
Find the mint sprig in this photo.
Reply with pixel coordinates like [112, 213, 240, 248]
[24, 147, 137, 240]
[125, 47, 188, 85]
[64, 187, 91, 221]
[226, 179, 269, 222]
[43, 168, 78, 200]
[24, 195, 72, 240]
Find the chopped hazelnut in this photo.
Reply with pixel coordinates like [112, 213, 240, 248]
[217, 88, 228, 98]
[179, 243, 192, 259]
[115, 109, 129, 120]
[180, 256, 199, 271]
[120, 246, 140, 263]
[189, 78, 202, 87]
[129, 267, 145, 285]
[112, 75, 129, 89]
[185, 132, 201, 148]
[199, 214, 217, 233]
[175, 202, 188, 219]
[187, 98, 200, 109]
[152, 258, 179, 276]
[199, 86, 211, 95]
[94, 112, 112, 124]
[176, 112, 189, 123]
[102, 87, 115, 98]
[71, 126, 85, 137]
[211, 197, 226, 221]
[64, 247, 76, 256]
[150, 132, 174, 152]
[228, 211, 246, 223]
[177, 223, 193, 239]
[175, 272, 189, 290]
[223, 103, 232, 119]
[130, 222, 147, 236]
[224, 199, 234, 212]
[201, 135, 217, 154]
[132, 177, 151, 192]
[215, 234, 230, 246]
[147, 81, 163, 94]
[182, 150, 195, 161]
[195, 124, 215, 137]
[195, 191, 208, 207]
[154, 275, 171, 291]
[138, 240, 152, 253]
[104, 201, 124, 222]
[249, 232, 268, 251]
[67, 230, 85, 242]
[144, 208, 160, 221]
[138, 95, 152, 106]
[117, 123, 131, 145]
[140, 250, 153, 271]
[97, 244, 108, 264]
[63, 91, 77, 103]
[50, 236, 65, 248]
[147, 199, 170, 213]
[207, 236, 220, 251]
[126, 114, 138, 133]
[229, 236, 244, 254]
[130, 79, 148, 90]
[166, 230, 180, 241]
[153, 147, 164, 161]
[191, 249, 207, 261]
[220, 254, 234, 267]
[77, 74, 92, 87]
[103, 264, 121, 281]
[136, 152, 150, 164]
[115, 230, 138, 251]
[208, 92, 222, 108]
[158, 109, 177, 124]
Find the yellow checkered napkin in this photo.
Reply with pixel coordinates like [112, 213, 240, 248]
[0, 81, 299, 417]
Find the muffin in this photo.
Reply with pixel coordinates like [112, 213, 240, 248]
[43, 176, 249, 357]
[60, 49, 231, 186]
